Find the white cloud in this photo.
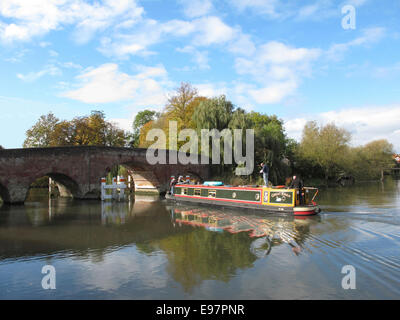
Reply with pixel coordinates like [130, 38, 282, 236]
[195, 82, 228, 98]
[39, 41, 51, 47]
[230, 0, 368, 21]
[72, 249, 168, 292]
[327, 27, 386, 61]
[99, 16, 235, 58]
[0, 0, 143, 43]
[296, 1, 338, 21]
[249, 80, 298, 104]
[17, 64, 61, 82]
[110, 117, 134, 133]
[4, 48, 30, 63]
[235, 41, 321, 104]
[192, 16, 235, 46]
[284, 104, 400, 151]
[373, 62, 400, 78]
[63, 63, 169, 106]
[228, 32, 256, 56]
[179, 0, 213, 18]
[230, 0, 281, 18]
[49, 49, 58, 57]
[61, 61, 83, 69]
[177, 46, 210, 70]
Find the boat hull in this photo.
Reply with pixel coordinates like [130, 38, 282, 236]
[167, 184, 320, 216]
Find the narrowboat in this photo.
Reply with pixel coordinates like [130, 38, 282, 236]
[166, 182, 320, 216]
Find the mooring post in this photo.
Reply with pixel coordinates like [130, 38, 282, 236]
[49, 177, 52, 198]
[112, 177, 117, 200]
[101, 177, 106, 201]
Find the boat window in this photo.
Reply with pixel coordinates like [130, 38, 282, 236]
[208, 190, 216, 198]
[194, 189, 201, 196]
[181, 188, 188, 195]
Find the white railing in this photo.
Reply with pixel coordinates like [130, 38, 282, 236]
[101, 176, 127, 201]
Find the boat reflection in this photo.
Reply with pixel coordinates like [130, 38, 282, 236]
[169, 205, 321, 256]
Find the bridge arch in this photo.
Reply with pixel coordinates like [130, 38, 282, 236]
[29, 172, 80, 199]
[101, 161, 162, 193]
[0, 182, 10, 203]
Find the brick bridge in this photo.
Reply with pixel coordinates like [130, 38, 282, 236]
[0, 146, 210, 204]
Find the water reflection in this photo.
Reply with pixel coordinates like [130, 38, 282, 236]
[170, 205, 320, 256]
[319, 178, 400, 209]
[0, 180, 399, 299]
[0, 196, 322, 294]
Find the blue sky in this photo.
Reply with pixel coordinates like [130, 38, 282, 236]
[0, 0, 399, 151]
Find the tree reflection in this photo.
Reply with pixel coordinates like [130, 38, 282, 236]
[158, 228, 257, 292]
[318, 178, 399, 208]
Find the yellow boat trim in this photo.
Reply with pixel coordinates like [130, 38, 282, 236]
[262, 187, 295, 207]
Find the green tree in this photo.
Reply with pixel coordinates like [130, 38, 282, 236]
[298, 121, 351, 183]
[192, 95, 234, 173]
[348, 139, 394, 180]
[192, 95, 233, 131]
[131, 110, 158, 147]
[23, 112, 59, 147]
[242, 112, 289, 184]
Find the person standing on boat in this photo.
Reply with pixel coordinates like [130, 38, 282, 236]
[290, 175, 304, 204]
[169, 176, 177, 195]
[260, 163, 269, 186]
[177, 175, 185, 184]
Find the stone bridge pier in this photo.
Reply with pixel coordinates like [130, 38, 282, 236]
[0, 147, 210, 204]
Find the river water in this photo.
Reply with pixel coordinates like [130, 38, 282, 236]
[0, 179, 399, 299]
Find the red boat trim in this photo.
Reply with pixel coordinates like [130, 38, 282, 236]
[293, 210, 317, 216]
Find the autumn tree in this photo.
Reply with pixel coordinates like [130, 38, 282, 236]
[138, 83, 208, 149]
[24, 111, 128, 148]
[165, 82, 200, 129]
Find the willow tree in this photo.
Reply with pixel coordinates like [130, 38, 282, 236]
[192, 95, 234, 173]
